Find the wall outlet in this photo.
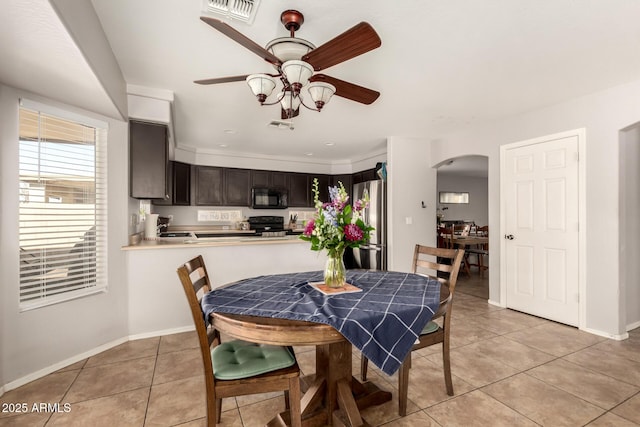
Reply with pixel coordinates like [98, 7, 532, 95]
[197, 210, 241, 222]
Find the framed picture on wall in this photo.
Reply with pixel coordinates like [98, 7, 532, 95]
[439, 191, 469, 204]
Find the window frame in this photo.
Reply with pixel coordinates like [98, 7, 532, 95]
[18, 99, 108, 311]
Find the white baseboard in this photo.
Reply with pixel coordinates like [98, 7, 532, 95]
[488, 299, 504, 308]
[2, 336, 128, 392]
[581, 326, 629, 341]
[0, 386, 4, 397]
[626, 320, 640, 332]
[128, 325, 194, 341]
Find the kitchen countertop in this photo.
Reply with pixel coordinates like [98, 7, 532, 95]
[122, 233, 307, 251]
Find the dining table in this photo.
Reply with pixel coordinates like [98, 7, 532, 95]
[452, 235, 489, 246]
[201, 269, 442, 427]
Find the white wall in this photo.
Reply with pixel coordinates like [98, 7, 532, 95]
[437, 174, 489, 226]
[387, 137, 437, 272]
[0, 85, 130, 389]
[430, 78, 640, 337]
[620, 124, 640, 330]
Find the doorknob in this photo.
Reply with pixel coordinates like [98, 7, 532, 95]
[504, 234, 515, 240]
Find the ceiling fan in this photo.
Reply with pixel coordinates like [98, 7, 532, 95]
[195, 9, 381, 120]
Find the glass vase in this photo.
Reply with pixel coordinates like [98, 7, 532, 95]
[324, 248, 346, 288]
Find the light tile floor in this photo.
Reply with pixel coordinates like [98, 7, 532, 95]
[2, 274, 640, 426]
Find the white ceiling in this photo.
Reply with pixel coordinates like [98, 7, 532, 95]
[3, 1, 640, 168]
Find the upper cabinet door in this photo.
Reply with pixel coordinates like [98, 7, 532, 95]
[172, 161, 191, 206]
[129, 120, 168, 199]
[193, 165, 223, 206]
[271, 172, 289, 190]
[224, 168, 251, 206]
[251, 170, 289, 191]
[251, 170, 270, 188]
[288, 173, 309, 207]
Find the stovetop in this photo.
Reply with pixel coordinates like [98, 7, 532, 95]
[248, 216, 285, 232]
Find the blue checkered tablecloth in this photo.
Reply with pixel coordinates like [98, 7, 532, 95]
[201, 270, 441, 375]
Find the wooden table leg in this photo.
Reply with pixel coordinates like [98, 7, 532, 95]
[319, 341, 392, 426]
[274, 341, 392, 426]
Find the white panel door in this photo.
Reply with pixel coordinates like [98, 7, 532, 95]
[503, 135, 579, 326]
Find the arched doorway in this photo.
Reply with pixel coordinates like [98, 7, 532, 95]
[436, 155, 489, 298]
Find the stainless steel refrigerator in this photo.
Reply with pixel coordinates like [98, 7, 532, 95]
[349, 179, 387, 270]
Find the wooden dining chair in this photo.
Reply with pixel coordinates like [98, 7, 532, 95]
[177, 255, 302, 427]
[437, 226, 454, 249]
[466, 225, 489, 278]
[360, 245, 465, 416]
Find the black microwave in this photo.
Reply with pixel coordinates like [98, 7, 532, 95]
[251, 187, 288, 209]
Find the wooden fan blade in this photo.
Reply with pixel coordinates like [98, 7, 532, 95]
[310, 74, 380, 105]
[302, 22, 381, 71]
[195, 73, 280, 85]
[194, 75, 250, 85]
[200, 16, 282, 66]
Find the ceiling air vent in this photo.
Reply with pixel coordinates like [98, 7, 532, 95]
[268, 120, 294, 130]
[202, 0, 261, 24]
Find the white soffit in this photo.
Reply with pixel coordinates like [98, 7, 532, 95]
[0, 0, 120, 119]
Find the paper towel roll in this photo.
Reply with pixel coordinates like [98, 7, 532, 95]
[144, 214, 159, 240]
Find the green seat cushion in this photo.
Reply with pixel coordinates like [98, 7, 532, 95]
[420, 321, 440, 335]
[212, 340, 296, 380]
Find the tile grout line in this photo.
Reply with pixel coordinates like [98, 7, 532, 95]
[141, 340, 161, 427]
[43, 358, 88, 426]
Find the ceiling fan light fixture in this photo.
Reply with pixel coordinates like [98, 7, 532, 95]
[246, 74, 276, 103]
[280, 88, 301, 117]
[281, 60, 313, 94]
[266, 37, 315, 62]
[308, 82, 336, 111]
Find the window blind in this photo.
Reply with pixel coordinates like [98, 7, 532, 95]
[18, 104, 108, 310]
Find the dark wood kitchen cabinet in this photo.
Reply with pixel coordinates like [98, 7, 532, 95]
[152, 161, 191, 206]
[271, 172, 289, 189]
[129, 120, 168, 199]
[193, 165, 223, 206]
[172, 161, 191, 205]
[288, 173, 309, 207]
[251, 170, 289, 190]
[353, 168, 378, 184]
[224, 168, 251, 206]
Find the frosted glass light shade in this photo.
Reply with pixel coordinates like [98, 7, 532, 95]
[280, 89, 301, 112]
[246, 74, 277, 103]
[281, 60, 313, 93]
[308, 82, 336, 110]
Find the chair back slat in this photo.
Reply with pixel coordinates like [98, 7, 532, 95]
[411, 244, 465, 320]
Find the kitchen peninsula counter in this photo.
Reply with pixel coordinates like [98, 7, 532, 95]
[124, 230, 325, 337]
[122, 234, 306, 250]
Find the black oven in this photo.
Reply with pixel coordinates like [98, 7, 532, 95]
[251, 187, 288, 209]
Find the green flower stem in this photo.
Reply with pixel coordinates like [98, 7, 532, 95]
[324, 247, 346, 288]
